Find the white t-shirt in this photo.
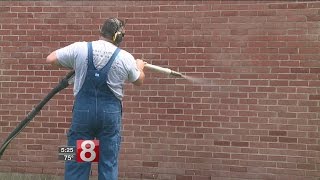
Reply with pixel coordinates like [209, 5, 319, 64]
[56, 40, 140, 100]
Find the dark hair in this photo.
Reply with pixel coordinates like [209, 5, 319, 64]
[100, 18, 125, 44]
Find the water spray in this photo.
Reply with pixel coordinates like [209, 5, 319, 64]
[144, 63, 183, 78]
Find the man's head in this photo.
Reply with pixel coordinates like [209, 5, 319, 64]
[100, 18, 125, 46]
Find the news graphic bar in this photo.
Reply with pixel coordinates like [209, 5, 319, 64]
[58, 140, 100, 162]
[76, 140, 100, 162]
[58, 146, 76, 161]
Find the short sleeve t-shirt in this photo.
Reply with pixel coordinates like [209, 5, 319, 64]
[56, 40, 140, 100]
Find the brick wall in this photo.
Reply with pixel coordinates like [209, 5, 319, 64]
[0, 1, 319, 179]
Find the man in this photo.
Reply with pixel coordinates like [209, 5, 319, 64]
[46, 17, 145, 180]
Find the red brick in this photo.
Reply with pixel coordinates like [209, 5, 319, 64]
[309, 94, 320, 100]
[176, 175, 192, 180]
[230, 166, 247, 172]
[269, 131, 287, 136]
[297, 163, 316, 170]
[260, 136, 277, 142]
[214, 141, 230, 146]
[26, 145, 42, 150]
[142, 161, 158, 167]
[307, 145, 320, 151]
[279, 137, 298, 143]
[231, 141, 249, 147]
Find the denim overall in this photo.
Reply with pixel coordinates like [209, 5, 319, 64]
[65, 42, 122, 180]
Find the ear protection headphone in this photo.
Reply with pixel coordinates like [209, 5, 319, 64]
[111, 18, 125, 45]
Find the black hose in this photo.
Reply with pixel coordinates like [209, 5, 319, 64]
[0, 70, 75, 159]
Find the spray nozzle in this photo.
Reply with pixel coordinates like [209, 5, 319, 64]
[170, 70, 183, 78]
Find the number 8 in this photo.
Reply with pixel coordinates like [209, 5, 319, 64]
[80, 140, 96, 162]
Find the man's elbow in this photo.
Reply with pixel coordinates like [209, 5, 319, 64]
[46, 51, 59, 67]
[133, 72, 145, 86]
[134, 80, 143, 86]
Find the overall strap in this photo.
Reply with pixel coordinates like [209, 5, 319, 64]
[87, 42, 120, 72]
[101, 47, 121, 74]
[87, 42, 95, 70]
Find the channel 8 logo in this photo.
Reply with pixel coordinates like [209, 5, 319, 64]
[76, 140, 99, 162]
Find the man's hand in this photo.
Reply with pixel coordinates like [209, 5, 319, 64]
[133, 59, 145, 86]
[136, 59, 145, 71]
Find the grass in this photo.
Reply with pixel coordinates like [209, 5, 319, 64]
[0, 173, 98, 180]
[0, 173, 62, 180]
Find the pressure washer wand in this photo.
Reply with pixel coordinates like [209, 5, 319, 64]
[144, 63, 183, 78]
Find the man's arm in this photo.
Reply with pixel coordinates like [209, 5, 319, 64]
[46, 51, 63, 68]
[132, 59, 145, 86]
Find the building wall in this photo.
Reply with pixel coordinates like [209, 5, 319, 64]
[0, 1, 319, 179]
